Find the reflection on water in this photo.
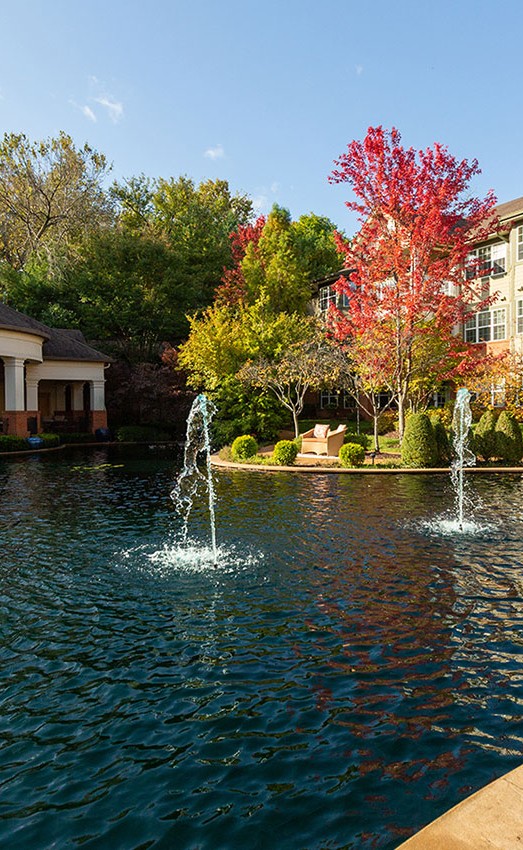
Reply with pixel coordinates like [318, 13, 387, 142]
[1, 449, 523, 849]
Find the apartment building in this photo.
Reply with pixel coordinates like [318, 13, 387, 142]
[464, 196, 523, 357]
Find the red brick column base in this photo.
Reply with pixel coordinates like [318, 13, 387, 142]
[4, 410, 40, 437]
[89, 411, 108, 433]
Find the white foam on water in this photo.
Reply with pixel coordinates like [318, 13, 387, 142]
[419, 516, 497, 537]
[119, 540, 263, 575]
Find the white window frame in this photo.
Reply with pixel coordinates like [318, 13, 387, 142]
[320, 389, 339, 409]
[464, 308, 506, 343]
[517, 225, 523, 262]
[517, 299, 523, 334]
[318, 285, 337, 314]
[466, 242, 506, 279]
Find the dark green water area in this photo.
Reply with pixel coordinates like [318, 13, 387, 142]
[1, 446, 522, 849]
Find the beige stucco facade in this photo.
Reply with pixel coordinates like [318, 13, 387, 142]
[0, 307, 109, 437]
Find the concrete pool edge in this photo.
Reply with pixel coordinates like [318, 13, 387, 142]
[211, 455, 523, 474]
[394, 763, 523, 849]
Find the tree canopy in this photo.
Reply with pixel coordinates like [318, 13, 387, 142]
[328, 125, 496, 439]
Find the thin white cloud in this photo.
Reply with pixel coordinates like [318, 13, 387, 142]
[93, 95, 124, 124]
[69, 99, 97, 122]
[355, 64, 364, 76]
[204, 144, 225, 160]
[82, 105, 97, 122]
[270, 181, 280, 194]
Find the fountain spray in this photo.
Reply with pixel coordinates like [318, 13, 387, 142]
[451, 388, 476, 530]
[171, 393, 218, 564]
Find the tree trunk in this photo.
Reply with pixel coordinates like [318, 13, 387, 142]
[292, 409, 300, 440]
[373, 413, 380, 453]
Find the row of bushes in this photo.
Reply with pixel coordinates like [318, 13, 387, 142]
[229, 408, 523, 469]
[401, 410, 523, 467]
[0, 433, 62, 452]
[230, 434, 369, 468]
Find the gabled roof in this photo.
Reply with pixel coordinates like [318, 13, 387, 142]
[495, 196, 523, 223]
[0, 302, 109, 362]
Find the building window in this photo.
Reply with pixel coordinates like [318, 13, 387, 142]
[490, 381, 505, 407]
[517, 300, 523, 334]
[466, 243, 506, 279]
[320, 389, 339, 409]
[319, 285, 337, 313]
[464, 308, 506, 343]
[518, 225, 523, 261]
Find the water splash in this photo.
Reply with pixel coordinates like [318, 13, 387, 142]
[170, 394, 218, 563]
[451, 387, 476, 531]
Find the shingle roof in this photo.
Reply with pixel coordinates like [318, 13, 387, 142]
[0, 302, 109, 362]
[495, 196, 523, 223]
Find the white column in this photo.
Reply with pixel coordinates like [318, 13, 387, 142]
[90, 379, 106, 411]
[3, 357, 25, 411]
[72, 382, 85, 411]
[26, 376, 39, 411]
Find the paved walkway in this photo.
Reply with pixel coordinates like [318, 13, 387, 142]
[395, 764, 523, 848]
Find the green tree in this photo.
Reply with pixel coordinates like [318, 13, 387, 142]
[0, 131, 112, 270]
[239, 335, 351, 438]
[239, 206, 342, 314]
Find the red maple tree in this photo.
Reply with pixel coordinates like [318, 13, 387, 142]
[328, 126, 498, 439]
[214, 215, 266, 306]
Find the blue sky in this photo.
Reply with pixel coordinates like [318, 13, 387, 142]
[1, 0, 522, 236]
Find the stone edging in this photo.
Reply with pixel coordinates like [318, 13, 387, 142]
[211, 455, 523, 474]
[395, 763, 523, 848]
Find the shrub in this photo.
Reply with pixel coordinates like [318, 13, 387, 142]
[38, 433, 61, 448]
[272, 440, 298, 466]
[344, 431, 370, 450]
[116, 425, 171, 442]
[429, 414, 451, 465]
[495, 411, 523, 464]
[401, 413, 438, 468]
[377, 411, 396, 435]
[474, 409, 498, 461]
[60, 432, 97, 444]
[339, 442, 366, 467]
[427, 404, 453, 429]
[231, 434, 258, 462]
[0, 435, 29, 452]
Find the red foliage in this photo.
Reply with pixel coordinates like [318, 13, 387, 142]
[327, 127, 498, 431]
[214, 215, 266, 306]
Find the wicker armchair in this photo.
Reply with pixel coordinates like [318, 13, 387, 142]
[300, 424, 347, 456]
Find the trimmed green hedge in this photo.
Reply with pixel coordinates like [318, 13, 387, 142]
[401, 413, 438, 468]
[59, 433, 96, 444]
[474, 409, 497, 461]
[344, 432, 370, 450]
[0, 435, 29, 452]
[231, 434, 258, 462]
[272, 440, 298, 466]
[339, 442, 366, 467]
[495, 411, 523, 464]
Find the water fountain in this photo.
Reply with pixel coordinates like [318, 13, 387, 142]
[170, 393, 218, 563]
[450, 387, 476, 531]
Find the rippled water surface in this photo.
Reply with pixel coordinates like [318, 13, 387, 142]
[1, 447, 523, 849]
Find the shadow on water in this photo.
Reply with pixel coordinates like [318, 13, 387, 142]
[0, 448, 523, 849]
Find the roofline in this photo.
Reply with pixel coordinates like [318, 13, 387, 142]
[0, 322, 50, 341]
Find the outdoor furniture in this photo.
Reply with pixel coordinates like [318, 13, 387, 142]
[300, 423, 347, 456]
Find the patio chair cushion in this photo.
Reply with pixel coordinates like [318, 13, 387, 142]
[313, 423, 330, 438]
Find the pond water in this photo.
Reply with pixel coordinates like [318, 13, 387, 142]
[1, 446, 523, 849]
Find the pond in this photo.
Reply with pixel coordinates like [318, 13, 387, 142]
[1, 446, 523, 849]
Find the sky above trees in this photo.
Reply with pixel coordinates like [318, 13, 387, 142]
[1, 0, 522, 235]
